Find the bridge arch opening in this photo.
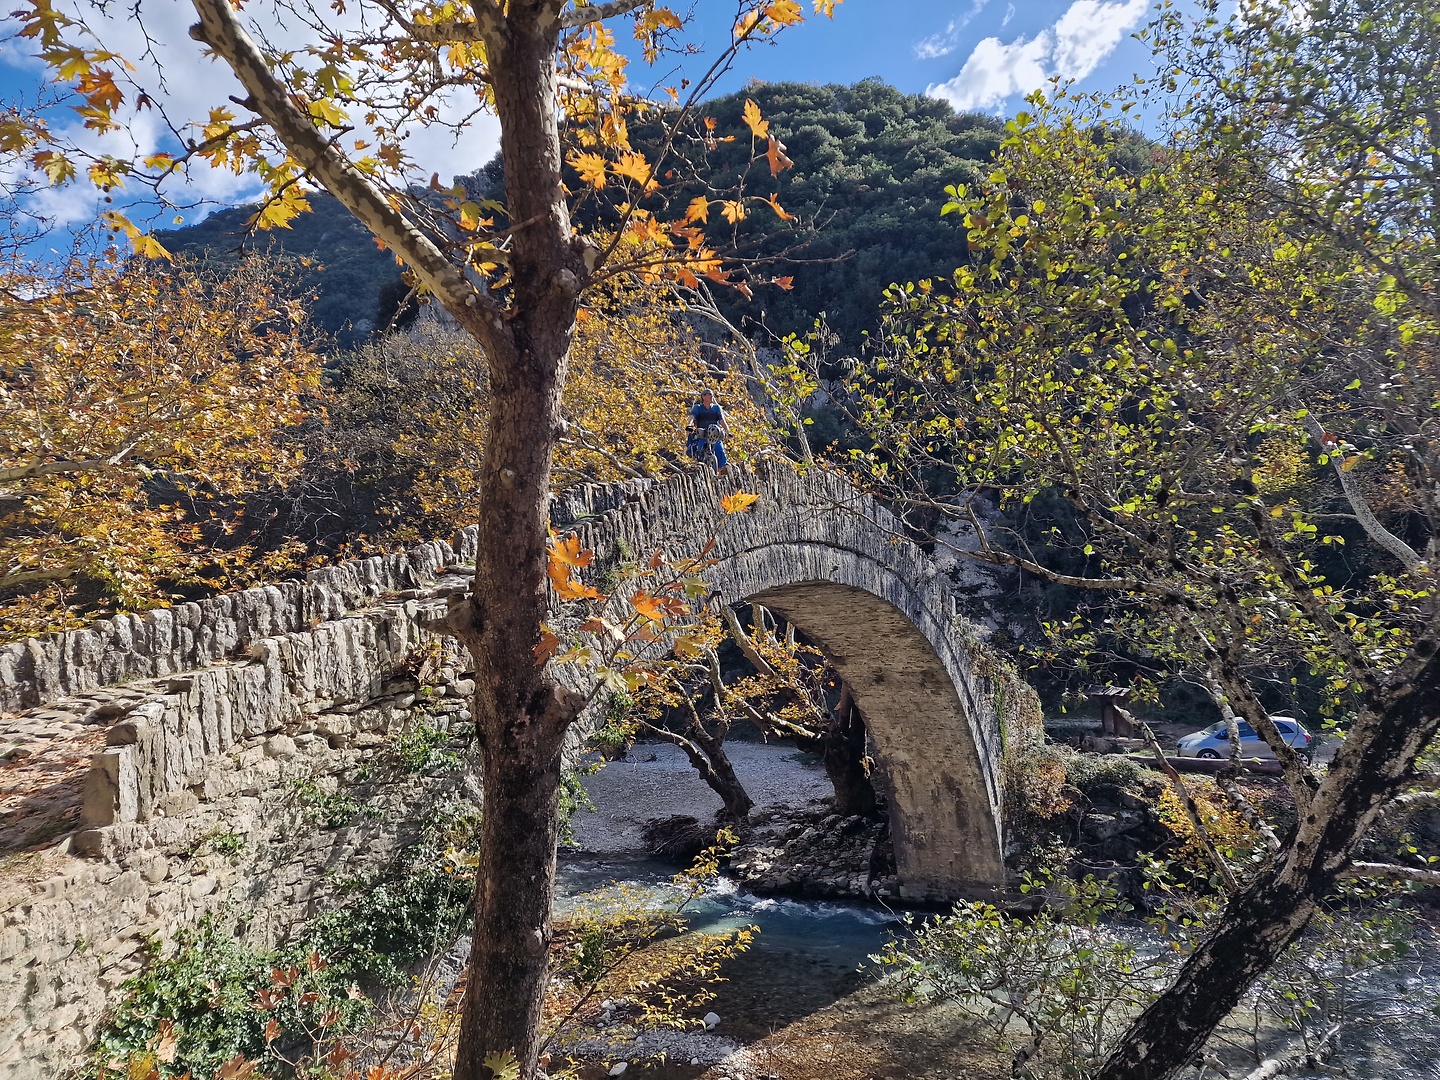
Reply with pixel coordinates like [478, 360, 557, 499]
[738, 580, 1006, 898]
[561, 461, 1032, 899]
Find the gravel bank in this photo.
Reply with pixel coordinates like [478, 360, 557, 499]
[568, 740, 831, 854]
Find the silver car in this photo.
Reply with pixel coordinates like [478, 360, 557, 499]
[1175, 716, 1313, 764]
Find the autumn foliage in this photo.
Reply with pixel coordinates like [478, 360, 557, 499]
[0, 255, 323, 639]
[325, 276, 775, 545]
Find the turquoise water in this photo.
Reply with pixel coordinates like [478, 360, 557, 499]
[556, 853, 900, 1042]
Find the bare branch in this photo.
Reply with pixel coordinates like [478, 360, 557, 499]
[1300, 413, 1421, 571]
[1239, 1024, 1341, 1080]
[1345, 861, 1440, 885]
[720, 605, 777, 677]
[559, 0, 650, 29]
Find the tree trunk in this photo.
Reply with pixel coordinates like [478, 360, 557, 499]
[455, 748, 566, 1079]
[640, 713, 755, 822]
[702, 737, 755, 822]
[452, 10, 587, 1079]
[1097, 650, 1440, 1080]
[824, 685, 878, 818]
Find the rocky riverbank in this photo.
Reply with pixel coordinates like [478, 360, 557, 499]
[570, 739, 903, 902]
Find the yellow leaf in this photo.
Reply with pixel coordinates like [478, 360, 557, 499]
[254, 189, 311, 230]
[308, 98, 347, 128]
[720, 491, 760, 514]
[640, 7, 683, 31]
[735, 9, 763, 35]
[765, 0, 804, 25]
[812, 0, 841, 14]
[569, 150, 607, 190]
[720, 199, 746, 224]
[133, 234, 173, 262]
[741, 98, 769, 139]
[31, 149, 75, 185]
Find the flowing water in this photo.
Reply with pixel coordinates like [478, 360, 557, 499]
[556, 853, 900, 1045]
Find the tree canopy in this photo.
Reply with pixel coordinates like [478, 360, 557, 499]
[0, 254, 324, 640]
[810, 1, 1439, 1076]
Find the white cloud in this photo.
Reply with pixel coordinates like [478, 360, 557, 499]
[914, 0, 992, 60]
[927, 31, 1054, 111]
[926, 0, 1149, 112]
[1001, 3, 1016, 27]
[1, 2, 501, 234]
[1050, 0, 1150, 81]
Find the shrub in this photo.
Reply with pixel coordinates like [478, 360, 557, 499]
[92, 920, 370, 1080]
[1062, 750, 1152, 797]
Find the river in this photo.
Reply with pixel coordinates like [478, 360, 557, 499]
[553, 740, 1440, 1080]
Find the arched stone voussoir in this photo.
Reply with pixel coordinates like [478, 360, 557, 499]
[568, 459, 1037, 900]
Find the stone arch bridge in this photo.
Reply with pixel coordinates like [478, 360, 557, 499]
[553, 460, 1038, 898]
[1, 462, 1039, 900]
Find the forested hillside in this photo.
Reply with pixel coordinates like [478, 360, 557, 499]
[160, 79, 1006, 352]
[157, 194, 399, 347]
[623, 78, 1005, 349]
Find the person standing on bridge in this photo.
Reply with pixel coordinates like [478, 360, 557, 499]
[685, 387, 729, 473]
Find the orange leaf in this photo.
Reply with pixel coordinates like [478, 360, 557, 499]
[611, 150, 653, 188]
[720, 199, 746, 224]
[773, 275, 794, 290]
[741, 98, 769, 139]
[684, 196, 710, 224]
[648, 546, 665, 569]
[569, 150, 607, 190]
[720, 491, 760, 514]
[764, 194, 795, 221]
[631, 589, 666, 622]
[534, 629, 561, 665]
[549, 531, 595, 569]
[552, 574, 602, 602]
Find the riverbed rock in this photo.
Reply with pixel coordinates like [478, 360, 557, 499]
[729, 803, 891, 900]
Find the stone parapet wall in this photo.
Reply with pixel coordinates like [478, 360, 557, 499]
[0, 530, 479, 715]
[1, 546, 480, 1080]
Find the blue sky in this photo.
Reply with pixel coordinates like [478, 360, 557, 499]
[653, 0, 1166, 110]
[0, 1, 1173, 240]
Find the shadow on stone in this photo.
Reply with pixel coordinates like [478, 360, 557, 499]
[641, 814, 711, 863]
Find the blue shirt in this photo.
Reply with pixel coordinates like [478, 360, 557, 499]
[690, 402, 724, 429]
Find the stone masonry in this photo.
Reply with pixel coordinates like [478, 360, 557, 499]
[0, 460, 1040, 1079]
